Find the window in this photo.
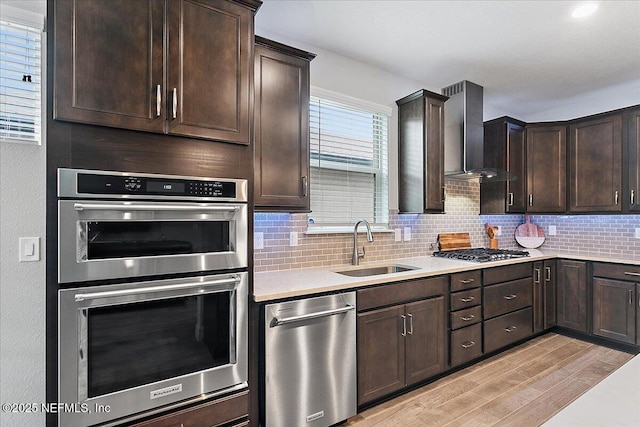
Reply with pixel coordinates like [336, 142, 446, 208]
[308, 89, 390, 231]
[0, 7, 43, 145]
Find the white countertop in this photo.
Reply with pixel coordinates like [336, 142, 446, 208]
[543, 353, 640, 426]
[254, 250, 640, 302]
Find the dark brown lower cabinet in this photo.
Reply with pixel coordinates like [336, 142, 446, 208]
[592, 278, 636, 344]
[533, 260, 557, 333]
[450, 323, 482, 366]
[484, 308, 533, 354]
[556, 260, 588, 332]
[637, 284, 640, 344]
[357, 295, 446, 405]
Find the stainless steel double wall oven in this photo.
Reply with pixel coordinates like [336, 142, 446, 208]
[56, 168, 249, 427]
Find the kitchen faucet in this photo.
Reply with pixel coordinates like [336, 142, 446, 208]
[352, 219, 374, 265]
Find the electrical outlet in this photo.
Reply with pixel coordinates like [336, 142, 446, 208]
[394, 228, 402, 242]
[495, 226, 502, 236]
[549, 225, 557, 236]
[635, 228, 640, 239]
[254, 232, 264, 250]
[289, 231, 298, 247]
[404, 227, 411, 241]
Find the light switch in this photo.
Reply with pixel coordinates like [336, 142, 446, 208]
[289, 231, 298, 247]
[19, 237, 40, 262]
[404, 227, 411, 241]
[394, 228, 402, 242]
[549, 225, 557, 236]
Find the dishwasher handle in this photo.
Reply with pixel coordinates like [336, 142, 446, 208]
[271, 304, 355, 327]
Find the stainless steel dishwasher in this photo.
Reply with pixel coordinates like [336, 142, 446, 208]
[263, 291, 357, 427]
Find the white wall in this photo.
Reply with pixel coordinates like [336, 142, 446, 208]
[0, 1, 47, 425]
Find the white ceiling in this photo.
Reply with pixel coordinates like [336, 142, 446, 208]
[255, 0, 640, 121]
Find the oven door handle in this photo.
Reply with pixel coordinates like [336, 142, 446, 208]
[74, 277, 240, 302]
[73, 203, 240, 212]
[271, 305, 355, 326]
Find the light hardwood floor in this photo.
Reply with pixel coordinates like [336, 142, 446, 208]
[346, 333, 635, 427]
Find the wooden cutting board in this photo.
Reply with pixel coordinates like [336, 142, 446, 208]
[515, 215, 545, 248]
[438, 233, 472, 251]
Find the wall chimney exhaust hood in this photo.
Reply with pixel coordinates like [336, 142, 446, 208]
[442, 80, 511, 181]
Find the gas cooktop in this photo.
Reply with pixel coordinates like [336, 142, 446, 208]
[432, 248, 530, 263]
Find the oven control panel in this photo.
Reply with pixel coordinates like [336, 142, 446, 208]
[57, 169, 249, 201]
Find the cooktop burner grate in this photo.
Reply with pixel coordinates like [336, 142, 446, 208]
[432, 248, 530, 263]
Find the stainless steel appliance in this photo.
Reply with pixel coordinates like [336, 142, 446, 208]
[56, 169, 249, 427]
[433, 248, 530, 262]
[57, 168, 248, 283]
[263, 292, 357, 427]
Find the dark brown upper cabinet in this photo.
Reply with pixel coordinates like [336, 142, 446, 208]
[569, 114, 623, 212]
[253, 37, 315, 211]
[397, 90, 449, 213]
[526, 124, 567, 213]
[481, 117, 526, 214]
[626, 108, 640, 212]
[54, 0, 261, 144]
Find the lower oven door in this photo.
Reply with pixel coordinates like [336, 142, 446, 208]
[58, 272, 248, 427]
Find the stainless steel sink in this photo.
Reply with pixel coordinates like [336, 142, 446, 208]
[335, 264, 418, 277]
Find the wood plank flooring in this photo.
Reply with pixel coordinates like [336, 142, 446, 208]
[346, 333, 635, 427]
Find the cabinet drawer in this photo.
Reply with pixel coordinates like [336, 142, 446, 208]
[484, 307, 533, 353]
[450, 270, 482, 292]
[483, 262, 531, 286]
[131, 390, 249, 427]
[358, 276, 447, 311]
[483, 278, 532, 319]
[450, 288, 481, 311]
[450, 306, 482, 330]
[593, 262, 640, 281]
[451, 323, 482, 366]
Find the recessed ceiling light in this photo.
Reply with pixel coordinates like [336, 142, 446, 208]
[572, 2, 598, 18]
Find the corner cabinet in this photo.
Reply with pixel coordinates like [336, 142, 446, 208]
[481, 117, 527, 213]
[356, 276, 447, 405]
[556, 260, 588, 332]
[397, 90, 449, 213]
[53, 0, 260, 144]
[525, 124, 567, 213]
[253, 37, 315, 211]
[569, 114, 623, 212]
[626, 108, 640, 212]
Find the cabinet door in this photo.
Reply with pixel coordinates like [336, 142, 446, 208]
[637, 284, 640, 345]
[357, 305, 405, 405]
[54, 0, 165, 132]
[254, 41, 311, 211]
[556, 260, 588, 332]
[167, 0, 252, 143]
[506, 123, 527, 212]
[526, 125, 566, 212]
[593, 278, 635, 344]
[424, 96, 446, 212]
[405, 297, 446, 385]
[533, 261, 544, 333]
[628, 108, 640, 212]
[569, 115, 623, 212]
[543, 261, 557, 329]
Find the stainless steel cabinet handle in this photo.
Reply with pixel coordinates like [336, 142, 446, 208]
[461, 341, 476, 349]
[407, 314, 413, 335]
[508, 192, 514, 206]
[460, 296, 475, 303]
[631, 190, 636, 205]
[156, 84, 161, 117]
[302, 176, 308, 197]
[460, 314, 475, 321]
[172, 88, 177, 119]
[401, 315, 407, 337]
[460, 278, 475, 284]
[615, 190, 619, 205]
[75, 277, 239, 302]
[272, 305, 355, 326]
[545, 266, 551, 282]
[624, 272, 640, 277]
[503, 294, 518, 300]
[504, 325, 517, 333]
[629, 290, 633, 306]
[529, 194, 533, 206]
[73, 202, 239, 212]
[442, 186, 446, 202]
[534, 267, 541, 284]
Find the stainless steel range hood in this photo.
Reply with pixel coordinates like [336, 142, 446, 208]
[442, 81, 509, 181]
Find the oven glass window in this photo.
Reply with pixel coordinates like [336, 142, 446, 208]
[85, 221, 230, 259]
[86, 293, 231, 398]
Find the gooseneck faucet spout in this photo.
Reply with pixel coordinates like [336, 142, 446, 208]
[352, 219, 374, 265]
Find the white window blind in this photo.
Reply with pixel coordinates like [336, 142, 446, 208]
[309, 93, 389, 229]
[0, 18, 42, 144]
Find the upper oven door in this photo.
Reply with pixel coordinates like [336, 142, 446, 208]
[58, 200, 248, 283]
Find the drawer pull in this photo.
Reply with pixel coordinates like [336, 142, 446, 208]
[461, 341, 476, 349]
[624, 272, 640, 277]
[460, 314, 476, 321]
[503, 294, 518, 300]
[459, 278, 475, 284]
[460, 296, 475, 303]
[504, 325, 517, 333]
